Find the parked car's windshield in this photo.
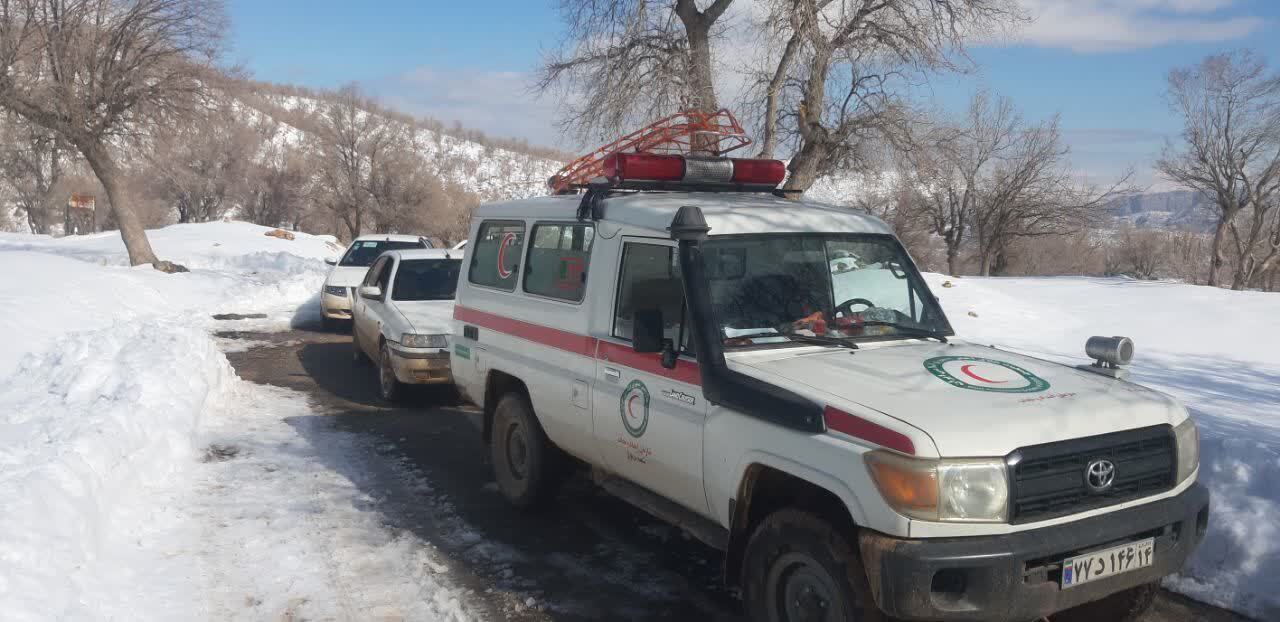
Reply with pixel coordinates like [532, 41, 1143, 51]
[392, 259, 462, 301]
[703, 234, 951, 346]
[340, 240, 424, 267]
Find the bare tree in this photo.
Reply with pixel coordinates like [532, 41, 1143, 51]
[149, 103, 260, 223]
[747, 0, 1020, 191]
[0, 0, 226, 269]
[906, 93, 1019, 275]
[240, 142, 308, 228]
[1158, 50, 1280, 289]
[536, 0, 733, 141]
[309, 85, 406, 238]
[0, 113, 68, 234]
[971, 115, 1133, 275]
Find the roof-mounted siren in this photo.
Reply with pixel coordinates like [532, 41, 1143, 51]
[548, 109, 785, 194]
[602, 153, 786, 191]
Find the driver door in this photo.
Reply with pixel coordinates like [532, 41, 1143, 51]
[355, 256, 392, 357]
[591, 240, 709, 516]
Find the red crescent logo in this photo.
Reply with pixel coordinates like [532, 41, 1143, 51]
[961, 364, 1007, 384]
[627, 394, 641, 420]
[496, 232, 515, 279]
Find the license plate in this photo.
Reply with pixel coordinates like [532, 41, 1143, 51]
[1061, 538, 1154, 589]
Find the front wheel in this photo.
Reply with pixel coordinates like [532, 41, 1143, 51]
[378, 343, 405, 402]
[742, 509, 882, 622]
[1052, 581, 1158, 622]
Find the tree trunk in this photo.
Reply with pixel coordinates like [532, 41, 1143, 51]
[946, 244, 961, 276]
[80, 140, 159, 266]
[1207, 216, 1230, 288]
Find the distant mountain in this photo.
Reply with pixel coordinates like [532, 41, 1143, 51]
[1109, 190, 1216, 232]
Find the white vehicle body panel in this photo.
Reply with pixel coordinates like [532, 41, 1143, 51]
[353, 249, 458, 372]
[450, 191, 1196, 541]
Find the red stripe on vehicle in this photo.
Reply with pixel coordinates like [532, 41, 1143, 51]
[454, 306, 596, 356]
[596, 341, 702, 386]
[822, 406, 915, 455]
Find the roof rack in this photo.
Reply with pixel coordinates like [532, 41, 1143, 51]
[548, 109, 753, 194]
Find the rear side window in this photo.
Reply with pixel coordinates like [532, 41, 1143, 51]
[468, 221, 525, 291]
[524, 224, 594, 302]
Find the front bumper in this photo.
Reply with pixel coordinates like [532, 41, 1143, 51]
[388, 346, 452, 385]
[320, 291, 352, 319]
[858, 482, 1210, 622]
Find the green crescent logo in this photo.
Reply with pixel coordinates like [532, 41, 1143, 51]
[619, 380, 651, 437]
[923, 356, 1050, 393]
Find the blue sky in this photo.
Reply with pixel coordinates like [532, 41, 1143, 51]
[226, 0, 1280, 187]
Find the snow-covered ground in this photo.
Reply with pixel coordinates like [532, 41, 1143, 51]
[0, 223, 478, 620]
[929, 274, 1280, 620]
[0, 222, 1276, 620]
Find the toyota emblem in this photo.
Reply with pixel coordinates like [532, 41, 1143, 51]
[1086, 459, 1117, 493]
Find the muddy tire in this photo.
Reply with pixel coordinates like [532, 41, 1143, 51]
[378, 343, 405, 402]
[490, 392, 558, 509]
[1051, 581, 1158, 622]
[742, 509, 883, 622]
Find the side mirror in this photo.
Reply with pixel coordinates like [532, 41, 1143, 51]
[324, 257, 337, 266]
[359, 285, 383, 300]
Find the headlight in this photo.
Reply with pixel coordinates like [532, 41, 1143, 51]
[865, 451, 1009, 522]
[1174, 417, 1199, 484]
[323, 285, 348, 297]
[401, 333, 448, 349]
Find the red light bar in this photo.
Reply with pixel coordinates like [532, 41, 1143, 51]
[603, 153, 684, 182]
[731, 158, 787, 186]
[602, 153, 785, 189]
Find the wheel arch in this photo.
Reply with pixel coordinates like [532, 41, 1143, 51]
[723, 456, 867, 590]
[482, 369, 530, 444]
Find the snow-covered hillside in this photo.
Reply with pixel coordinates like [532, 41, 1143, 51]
[930, 274, 1280, 619]
[242, 91, 565, 203]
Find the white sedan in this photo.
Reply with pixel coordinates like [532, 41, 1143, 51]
[351, 248, 462, 401]
[320, 234, 431, 330]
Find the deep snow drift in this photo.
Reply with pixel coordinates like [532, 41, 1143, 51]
[929, 274, 1280, 620]
[0, 223, 477, 620]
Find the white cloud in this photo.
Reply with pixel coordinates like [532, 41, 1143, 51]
[370, 67, 572, 149]
[1008, 0, 1264, 52]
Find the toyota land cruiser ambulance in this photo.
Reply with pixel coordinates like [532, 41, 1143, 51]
[449, 134, 1207, 622]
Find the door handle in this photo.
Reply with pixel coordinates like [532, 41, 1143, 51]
[603, 367, 621, 380]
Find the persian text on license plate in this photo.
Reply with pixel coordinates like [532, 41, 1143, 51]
[1061, 538, 1154, 589]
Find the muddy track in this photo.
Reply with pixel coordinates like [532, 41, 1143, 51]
[218, 324, 1252, 622]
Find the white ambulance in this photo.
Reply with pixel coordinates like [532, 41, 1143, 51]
[449, 151, 1207, 622]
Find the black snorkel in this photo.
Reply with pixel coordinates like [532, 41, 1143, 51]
[669, 206, 824, 433]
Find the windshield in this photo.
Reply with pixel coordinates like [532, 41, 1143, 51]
[340, 240, 425, 267]
[392, 259, 462, 301]
[704, 234, 950, 347]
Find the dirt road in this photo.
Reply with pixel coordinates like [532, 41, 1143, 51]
[219, 325, 1250, 622]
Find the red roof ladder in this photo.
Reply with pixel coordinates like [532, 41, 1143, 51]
[548, 109, 753, 194]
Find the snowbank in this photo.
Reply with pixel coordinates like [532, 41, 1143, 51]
[929, 274, 1280, 620]
[0, 222, 340, 619]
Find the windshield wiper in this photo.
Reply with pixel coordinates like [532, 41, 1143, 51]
[856, 321, 948, 343]
[726, 332, 858, 350]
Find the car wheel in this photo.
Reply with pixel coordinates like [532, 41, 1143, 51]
[1051, 581, 1158, 622]
[742, 509, 883, 622]
[378, 343, 404, 402]
[490, 392, 559, 509]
